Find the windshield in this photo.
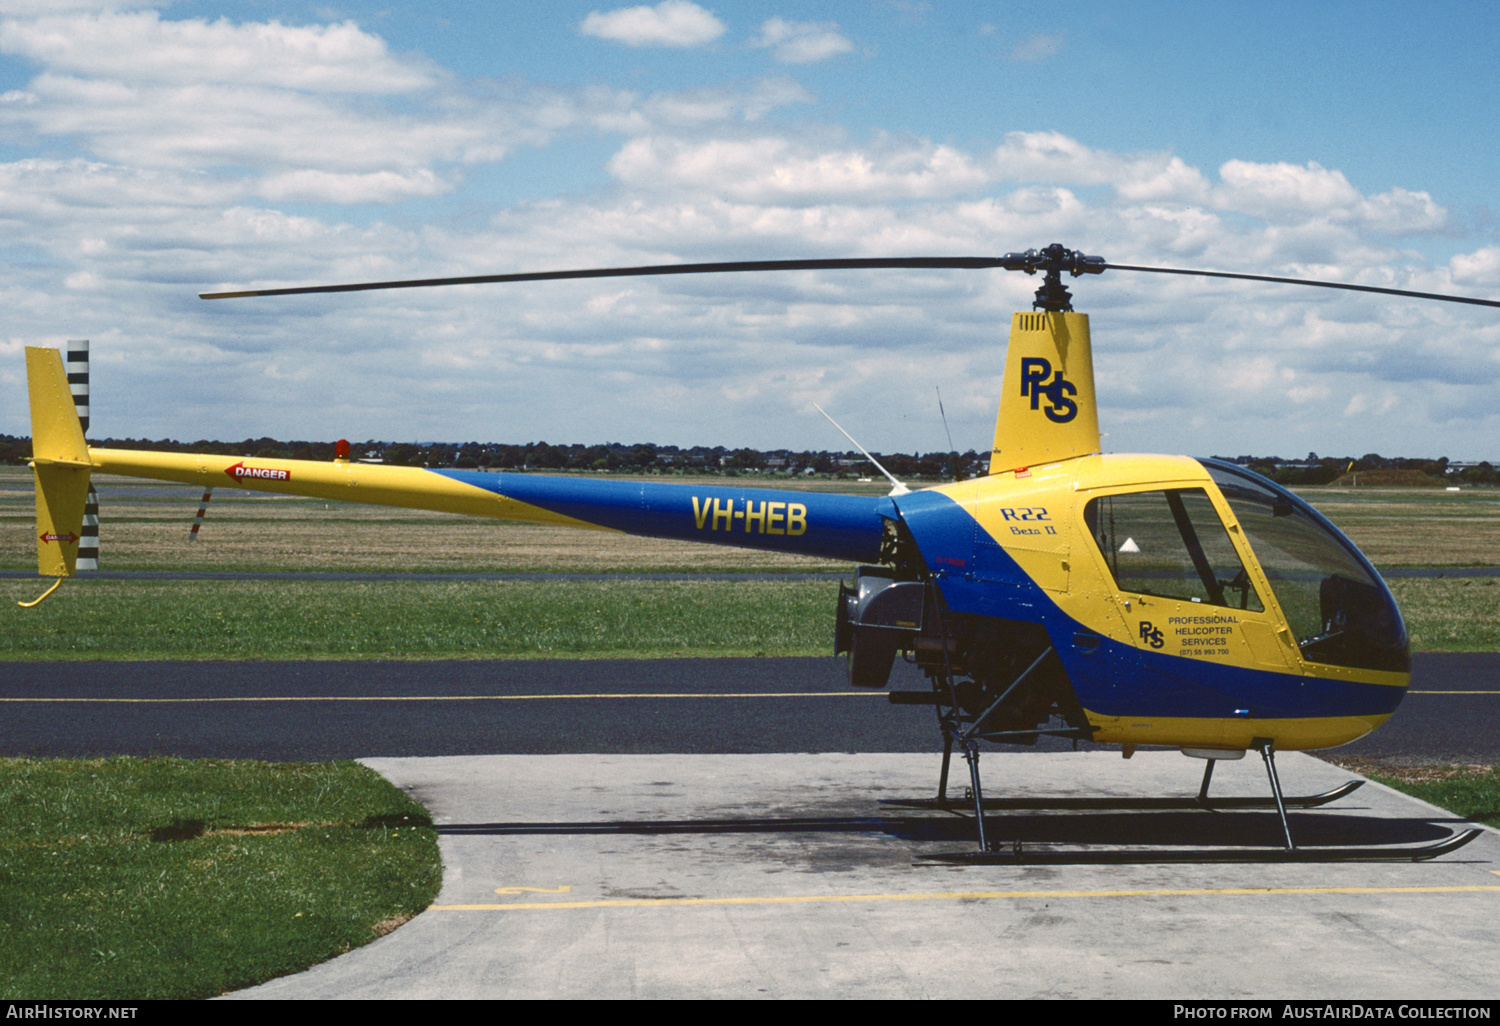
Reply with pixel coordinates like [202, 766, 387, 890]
[1197, 459, 1409, 673]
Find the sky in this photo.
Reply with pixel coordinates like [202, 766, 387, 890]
[2, 1, 1499, 460]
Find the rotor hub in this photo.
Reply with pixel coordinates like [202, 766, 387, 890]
[999, 243, 1106, 312]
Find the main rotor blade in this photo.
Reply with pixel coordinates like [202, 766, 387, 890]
[1104, 262, 1500, 309]
[201, 251, 1500, 310]
[199, 256, 1006, 299]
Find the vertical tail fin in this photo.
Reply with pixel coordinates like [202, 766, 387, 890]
[25, 346, 93, 579]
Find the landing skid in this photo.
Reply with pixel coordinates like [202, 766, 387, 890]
[918, 829, 1484, 865]
[882, 780, 1364, 812]
[908, 733, 1481, 865]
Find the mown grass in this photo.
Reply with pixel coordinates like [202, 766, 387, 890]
[0, 757, 440, 999]
[3, 576, 1493, 659]
[1367, 767, 1500, 829]
[0, 578, 834, 660]
[1386, 577, 1500, 651]
[1321, 759, 1500, 830]
[1298, 487, 1500, 568]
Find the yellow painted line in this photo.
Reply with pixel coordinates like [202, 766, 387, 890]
[433, 884, 1500, 912]
[3, 690, 1492, 702]
[0, 692, 881, 703]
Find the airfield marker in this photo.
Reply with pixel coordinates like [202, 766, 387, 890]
[68, 339, 99, 571]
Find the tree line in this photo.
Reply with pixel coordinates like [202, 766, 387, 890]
[0, 434, 1494, 485]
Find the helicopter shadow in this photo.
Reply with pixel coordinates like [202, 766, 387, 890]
[435, 805, 1468, 850]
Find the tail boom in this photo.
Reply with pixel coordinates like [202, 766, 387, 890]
[85, 449, 889, 564]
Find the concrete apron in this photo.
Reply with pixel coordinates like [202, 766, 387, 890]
[229, 751, 1500, 1000]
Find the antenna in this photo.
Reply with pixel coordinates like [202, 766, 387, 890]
[936, 386, 955, 452]
[936, 386, 956, 481]
[812, 404, 910, 496]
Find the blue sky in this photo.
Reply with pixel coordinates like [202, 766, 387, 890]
[2, 1, 1498, 460]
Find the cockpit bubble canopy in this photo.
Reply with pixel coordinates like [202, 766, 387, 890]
[1197, 459, 1408, 674]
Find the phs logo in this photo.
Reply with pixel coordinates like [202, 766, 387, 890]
[1020, 358, 1078, 424]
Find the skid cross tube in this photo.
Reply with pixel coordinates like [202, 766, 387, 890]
[961, 646, 1056, 742]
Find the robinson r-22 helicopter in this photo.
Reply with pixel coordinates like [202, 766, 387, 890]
[22, 243, 1500, 863]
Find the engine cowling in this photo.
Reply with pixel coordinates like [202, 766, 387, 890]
[835, 566, 925, 688]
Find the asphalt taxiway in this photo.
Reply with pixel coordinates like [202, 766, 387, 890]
[3, 654, 1497, 760]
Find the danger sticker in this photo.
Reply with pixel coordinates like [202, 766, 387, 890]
[225, 461, 290, 482]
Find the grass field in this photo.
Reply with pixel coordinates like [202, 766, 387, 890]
[0, 578, 835, 659]
[0, 575, 1494, 659]
[0, 757, 439, 1000]
[1322, 759, 1500, 830]
[1295, 486, 1500, 567]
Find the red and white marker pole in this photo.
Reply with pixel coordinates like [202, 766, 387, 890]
[188, 489, 213, 541]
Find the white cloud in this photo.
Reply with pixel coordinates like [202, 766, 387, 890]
[256, 169, 451, 204]
[635, 77, 814, 125]
[0, 10, 811, 198]
[1009, 34, 1063, 62]
[753, 17, 854, 64]
[0, 0, 138, 14]
[1449, 246, 1500, 286]
[1216, 160, 1362, 222]
[0, 11, 436, 92]
[992, 131, 1212, 205]
[2, 74, 490, 172]
[1214, 160, 1446, 233]
[579, 2, 726, 48]
[607, 135, 991, 202]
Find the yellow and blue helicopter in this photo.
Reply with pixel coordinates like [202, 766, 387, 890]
[22, 244, 1499, 863]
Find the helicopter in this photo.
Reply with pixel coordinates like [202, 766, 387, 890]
[21, 243, 1499, 864]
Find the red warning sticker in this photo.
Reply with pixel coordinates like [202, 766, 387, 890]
[225, 461, 291, 482]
